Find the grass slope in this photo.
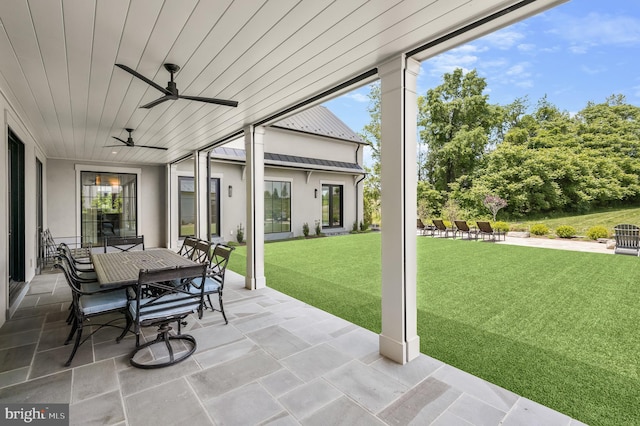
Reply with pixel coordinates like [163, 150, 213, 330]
[227, 233, 640, 425]
[514, 205, 640, 234]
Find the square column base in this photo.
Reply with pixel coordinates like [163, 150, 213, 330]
[245, 276, 266, 290]
[380, 333, 420, 364]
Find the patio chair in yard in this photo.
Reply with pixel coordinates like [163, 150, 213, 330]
[432, 219, 454, 238]
[104, 235, 145, 252]
[126, 263, 208, 369]
[54, 256, 130, 366]
[613, 224, 640, 256]
[417, 218, 426, 235]
[476, 221, 506, 241]
[454, 220, 479, 240]
[189, 243, 235, 322]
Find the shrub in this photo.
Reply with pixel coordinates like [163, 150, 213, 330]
[360, 221, 368, 232]
[236, 223, 244, 243]
[530, 224, 550, 236]
[352, 221, 358, 232]
[315, 220, 322, 236]
[492, 221, 510, 232]
[586, 225, 609, 240]
[555, 225, 576, 238]
[302, 222, 309, 237]
[509, 223, 529, 232]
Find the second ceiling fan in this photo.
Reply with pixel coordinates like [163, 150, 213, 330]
[107, 128, 167, 151]
[116, 63, 239, 109]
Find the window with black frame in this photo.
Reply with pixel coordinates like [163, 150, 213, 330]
[80, 171, 137, 246]
[179, 176, 196, 237]
[264, 181, 291, 233]
[322, 184, 343, 228]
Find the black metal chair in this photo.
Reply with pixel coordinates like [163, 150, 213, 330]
[127, 263, 208, 369]
[189, 243, 234, 322]
[104, 235, 145, 253]
[177, 236, 199, 259]
[54, 255, 130, 366]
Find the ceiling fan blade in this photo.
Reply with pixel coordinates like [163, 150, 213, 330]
[140, 95, 172, 109]
[134, 145, 169, 151]
[105, 145, 126, 148]
[115, 64, 171, 95]
[179, 95, 238, 108]
[111, 136, 130, 145]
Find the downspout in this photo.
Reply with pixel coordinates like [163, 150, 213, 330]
[355, 144, 366, 226]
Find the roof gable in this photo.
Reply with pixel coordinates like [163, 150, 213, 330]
[271, 105, 365, 144]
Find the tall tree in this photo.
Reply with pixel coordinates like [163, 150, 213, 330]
[360, 83, 382, 224]
[418, 68, 497, 191]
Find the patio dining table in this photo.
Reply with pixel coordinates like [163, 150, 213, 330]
[92, 248, 198, 288]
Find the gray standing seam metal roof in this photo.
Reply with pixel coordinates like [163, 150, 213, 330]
[271, 105, 366, 144]
[210, 147, 364, 174]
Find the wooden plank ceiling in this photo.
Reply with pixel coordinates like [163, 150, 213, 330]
[0, 0, 564, 165]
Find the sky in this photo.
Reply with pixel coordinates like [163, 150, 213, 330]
[323, 0, 640, 162]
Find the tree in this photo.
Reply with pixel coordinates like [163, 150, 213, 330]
[360, 83, 382, 224]
[418, 68, 498, 192]
[483, 194, 507, 221]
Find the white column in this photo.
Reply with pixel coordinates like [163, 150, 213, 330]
[379, 55, 420, 364]
[244, 125, 266, 289]
[195, 150, 208, 240]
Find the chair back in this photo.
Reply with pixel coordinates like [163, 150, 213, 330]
[454, 220, 470, 232]
[417, 219, 425, 230]
[207, 244, 235, 288]
[476, 221, 493, 233]
[191, 240, 213, 264]
[614, 224, 640, 249]
[132, 263, 208, 328]
[104, 235, 145, 253]
[432, 219, 447, 231]
[177, 237, 198, 259]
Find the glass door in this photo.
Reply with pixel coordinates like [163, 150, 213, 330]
[8, 129, 25, 306]
[80, 171, 137, 246]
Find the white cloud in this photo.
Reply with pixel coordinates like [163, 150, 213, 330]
[549, 12, 640, 53]
[427, 52, 478, 75]
[517, 43, 535, 52]
[345, 93, 369, 103]
[483, 28, 526, 50]
[580, 65, 607, 75]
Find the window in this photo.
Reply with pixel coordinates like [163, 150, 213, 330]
[81, 171, 137, 245]
[178, 177, 196, 237]
[264, 181, 291, 233]
[322, 184, 342, 228]
[209, 177, 220, 237]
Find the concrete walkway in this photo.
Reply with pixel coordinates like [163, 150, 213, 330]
[496, 235, 614, 254]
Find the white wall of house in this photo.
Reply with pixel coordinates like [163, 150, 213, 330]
[46, 159, 167, 249]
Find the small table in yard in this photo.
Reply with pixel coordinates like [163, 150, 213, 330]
[92, 248, 198, 288]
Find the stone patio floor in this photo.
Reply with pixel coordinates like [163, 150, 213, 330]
[0, 269, 586, 426]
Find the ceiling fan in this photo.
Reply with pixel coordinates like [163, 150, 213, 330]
[107, 128, 168, 151]
[115, 63, 239, 109]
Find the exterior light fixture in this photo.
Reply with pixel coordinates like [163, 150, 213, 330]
[314, 188, 318, 198]
[228, 185, 232, 197]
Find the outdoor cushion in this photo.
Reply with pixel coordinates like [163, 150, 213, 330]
[79, 290, 128, 315]
[129, 293, 201, 323]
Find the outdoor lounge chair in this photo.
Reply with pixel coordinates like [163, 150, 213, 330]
[432, 219, 454, 238]
[613, 224, 640, 256]
[417, 218, 426, 235]
[476, 221, 505, 241]
[454, 220, 479, 240]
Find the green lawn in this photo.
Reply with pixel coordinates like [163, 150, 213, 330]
[227, 233, 640, 426]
